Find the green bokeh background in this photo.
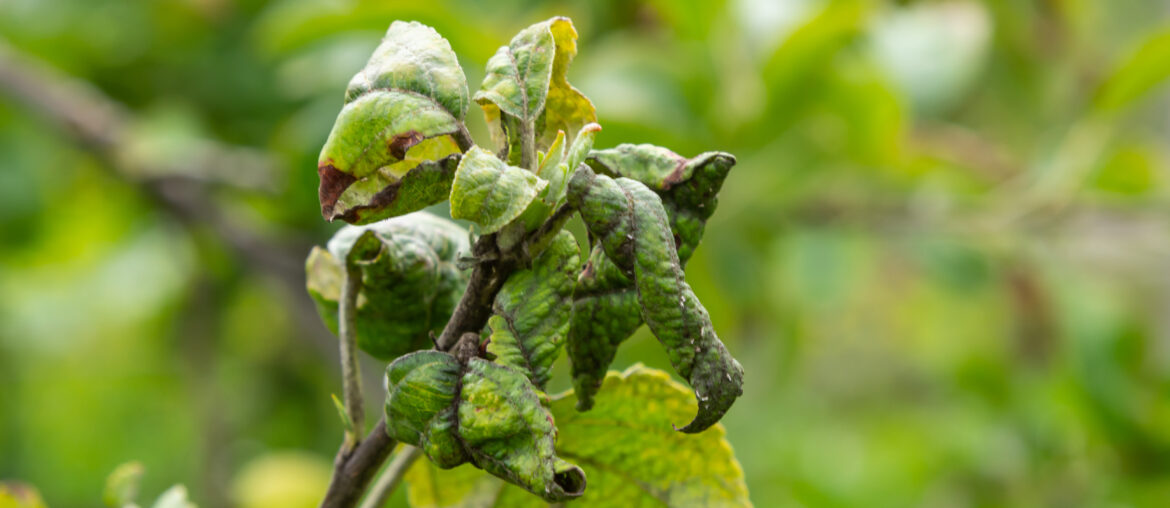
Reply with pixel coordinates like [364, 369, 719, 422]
[5, 0, 1170, 506]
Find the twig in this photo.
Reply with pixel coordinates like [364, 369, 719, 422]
[322, 420, 397, 508]
[338, 265, 366, 450]
[359, 446, 424, 508]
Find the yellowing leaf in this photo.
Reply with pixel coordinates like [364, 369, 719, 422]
[318, 21, 470, 224]
[405, 365, 752, 508]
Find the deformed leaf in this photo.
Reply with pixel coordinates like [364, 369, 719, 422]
[405, 365, 751, 508]
[475, 17, 596, 160]
[450, 146, 547, 233]
[586, 145, 735, 263]
[345, 21, 469, 120]
[536, 18, 597, 150]
[488, 230, 581, 389]
[566, 167, 744, 433]
[569, 146, 735, 410]
[318, 21, 470, 224]
[384, 352, 586, 502]
[306, 212, 469, 361]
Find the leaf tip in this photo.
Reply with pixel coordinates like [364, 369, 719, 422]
[318, 161, 354, 221]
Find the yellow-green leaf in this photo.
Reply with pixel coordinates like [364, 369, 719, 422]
[405, 365, 751, 508]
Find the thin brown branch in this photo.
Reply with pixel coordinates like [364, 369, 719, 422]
[359, 445, 423, 508]
[339, 264, 366, 450]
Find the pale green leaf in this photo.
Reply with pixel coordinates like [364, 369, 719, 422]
[405, 365, 751, 508]
[1096, 29, 1170, 113]
[104, 461, 144, 508]
[345, 20, 470, 120]
[306, 212, 470, 361]
[450, 146, 547, 233]
[536, 18, 597, 150]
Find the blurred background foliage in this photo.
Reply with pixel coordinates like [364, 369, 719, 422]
[3, 0, 1170, 506]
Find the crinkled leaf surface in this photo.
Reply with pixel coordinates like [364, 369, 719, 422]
[475, 17, 595, 158]
[450, 146, 547, 233]
[384, 352, 585, 502]
[570, 146, 735, 410]
[305, 212, 469, 361]
[487, 230, 581, 389]
[566, 168, 743, 433]
[318, 21, 469, 223]
[344, 21, 469, 119]
[405, 365, 751, 508]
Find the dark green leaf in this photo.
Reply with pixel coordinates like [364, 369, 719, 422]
[384, 352, 585, 502]
[566, 167, 743, 433]
[305, 212, 469, 361]
[487, 230, 581, 389]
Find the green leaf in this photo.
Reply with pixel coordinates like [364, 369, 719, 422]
[0, 483, 48, 508]
[566, 168, 744, 433]
[450, 146, 548, 233]
[568, 147, 735, 411]
[586, 144, 735, 263]
[487, 230, 582, 389]
[1095, 28, 1170, 113]
[384, 352, 585, 502]
[104, 461, 144, 508]
[405, 365, 751, 508]
[345, 21, 469, 120]
[149, 485, 197, 508]
[475, 17, 596, 160]
[318, 21, 469, 224]
[306, 212, 470, 361]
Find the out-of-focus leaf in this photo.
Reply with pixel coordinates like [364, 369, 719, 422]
[0, 483, 48, 508]
[405, 365, 751, 507]
[231, 452, 332, 508]
[317, 21, 469, 223]
[1095, 28, 1170, 112]
[570, 146, 735, 410]
[384, 352, 585, 502]
[450, 146, 547, 233]
[306, 212, 469, 361]
[488, 230, 581, 389]
[567, 167, 743, 433]
[475, 17, 595, 161]
[149, 485, 196, 508]
[104, 461, 144, 508]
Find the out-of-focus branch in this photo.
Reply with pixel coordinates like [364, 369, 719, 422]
[0, 39, 336, 357]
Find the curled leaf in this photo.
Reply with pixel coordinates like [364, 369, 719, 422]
[488, 230, 582, 389]
[449, 146, 547, 233]
[406, 365, 751, 508]
[306, 212, 469, 361]
[566, 167, 744, 433]
[569, 146, 735, 410]
[318, 21, 469, 223]
[475, 17, 596, 160]
[384, 352, 585, 502]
